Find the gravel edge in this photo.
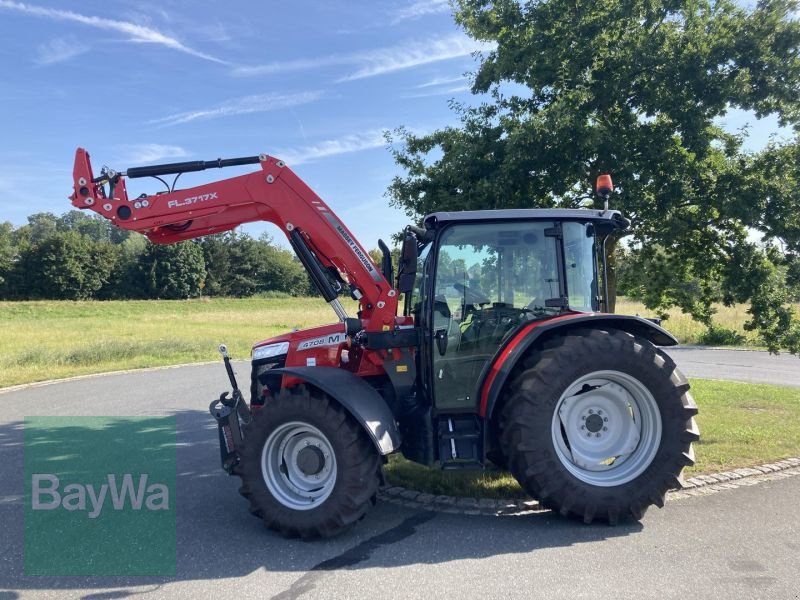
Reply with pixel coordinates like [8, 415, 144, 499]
[378, 457, 800, 516]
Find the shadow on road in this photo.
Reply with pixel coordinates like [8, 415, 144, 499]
[0, 409, 643, 597]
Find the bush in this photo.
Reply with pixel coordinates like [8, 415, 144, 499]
[699, 325, 747, 347]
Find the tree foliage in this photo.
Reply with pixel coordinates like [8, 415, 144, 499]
[15, 231, 117, 300]
[200, 232, 311, 297]
[140, 241, 207, 300]
[388, 0, 800, 353]
[0, 212, 312, 301]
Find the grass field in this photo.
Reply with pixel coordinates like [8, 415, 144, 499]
[0, 297, 347, 388]
[0, 297, 773, 388]
[384, 379, 800, 498]
[615, 298, 757, 346]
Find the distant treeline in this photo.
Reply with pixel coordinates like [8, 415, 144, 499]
[0, 211, 313, 300]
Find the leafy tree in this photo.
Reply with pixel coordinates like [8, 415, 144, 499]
[15, 231, 117, 300]
[56, 210, 130, 244]
[199, 233, 233, 296]
[0, 221, 14, 289]
[98, 233, 148, 299]
[388, 0, 800, 353]
[256, 235, 310, 296]
[200, 232, 310, 297]
[22, 213, 58, 245]
[141, 241, 206, 299]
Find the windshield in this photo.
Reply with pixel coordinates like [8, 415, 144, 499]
[434, 221, 562, 319]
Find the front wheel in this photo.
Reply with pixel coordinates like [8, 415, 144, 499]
[235, 385, 381, 538]
[500, 328, 699, 524]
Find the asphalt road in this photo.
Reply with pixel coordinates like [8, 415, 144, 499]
[664, 347, 799, 388]
[0, 349, 798, 599]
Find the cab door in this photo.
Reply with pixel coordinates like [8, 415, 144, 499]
[430, 220, 560, 412]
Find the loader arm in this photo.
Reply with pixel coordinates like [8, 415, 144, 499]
[70, 148, 397, 330]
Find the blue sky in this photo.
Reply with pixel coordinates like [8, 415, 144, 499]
[0, 0, 789, 250]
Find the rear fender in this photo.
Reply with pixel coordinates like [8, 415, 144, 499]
[271, 366, 401, 455]
[479, 314, 678, 420]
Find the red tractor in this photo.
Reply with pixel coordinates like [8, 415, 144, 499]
[70, 149, 698, 538]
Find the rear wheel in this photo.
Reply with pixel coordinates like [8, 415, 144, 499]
[500, 328, 699, 524]
[235, 385, 381, 538]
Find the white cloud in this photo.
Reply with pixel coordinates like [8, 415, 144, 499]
[416, 74, 468, 88]
[233, 34, 491, 82]
[119, 144, 189, 165]
[0, 0, 227, 64]
[149, 91, 324, 127]
[404, 84, 471, 98]
[392, 0, 451, 23]
[232, 56, 349, 77]
[277, 130, 388, 165]
[35, 36, 89, 65]
[340, 35, 488, 82]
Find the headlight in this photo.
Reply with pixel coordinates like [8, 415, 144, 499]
[252, 342, 289, 361]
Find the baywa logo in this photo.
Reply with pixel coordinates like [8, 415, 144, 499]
[32, 473, 170, 519]
[24, 416, 176, 576]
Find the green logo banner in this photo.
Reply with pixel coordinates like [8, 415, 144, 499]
[24, 416, 176, 576]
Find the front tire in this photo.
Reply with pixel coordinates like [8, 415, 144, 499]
[500, 328, 699, 524]
[235, 385, 381, 538]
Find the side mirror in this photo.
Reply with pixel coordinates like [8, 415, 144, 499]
[396, 230, 419, 294]
[377, 238, 393, 283]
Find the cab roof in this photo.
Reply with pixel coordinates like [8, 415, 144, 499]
[423, 208, 629, 231]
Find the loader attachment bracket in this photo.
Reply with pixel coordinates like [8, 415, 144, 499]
[210, 345, 251, 473]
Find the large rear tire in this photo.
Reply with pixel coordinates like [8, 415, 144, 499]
[500, 328, 699, 524]
[235, 385, 381, 538]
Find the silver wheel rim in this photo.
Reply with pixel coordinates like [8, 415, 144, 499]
[550, 370, 662, 487]
[261, 421, 337, 510]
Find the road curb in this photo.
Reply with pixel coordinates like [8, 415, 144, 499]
[378, 457, 800, 516]
[669, 345, 767, 353]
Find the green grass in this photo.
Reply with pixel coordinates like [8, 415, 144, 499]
[384, 380, 800, 499]
[614, 298, 800, 347]
[0, 297, 356, 388]
[615, 298, 759, 346]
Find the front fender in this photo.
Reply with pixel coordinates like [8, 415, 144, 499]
[271, 366, 401, 455]
[479, 314, 679, 419]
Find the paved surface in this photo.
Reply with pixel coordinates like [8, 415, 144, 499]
[663, 347, 799, 388]
[0, 350, 798, 599]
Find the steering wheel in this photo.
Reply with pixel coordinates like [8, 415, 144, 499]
[452, 282, 492, 306]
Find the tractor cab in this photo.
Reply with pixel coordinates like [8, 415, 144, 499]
[396, 209, 631, 467]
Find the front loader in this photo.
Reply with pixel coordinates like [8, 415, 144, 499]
[70, 148, 699, 538]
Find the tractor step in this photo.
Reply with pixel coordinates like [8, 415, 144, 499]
[438, 415, 483, 469]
